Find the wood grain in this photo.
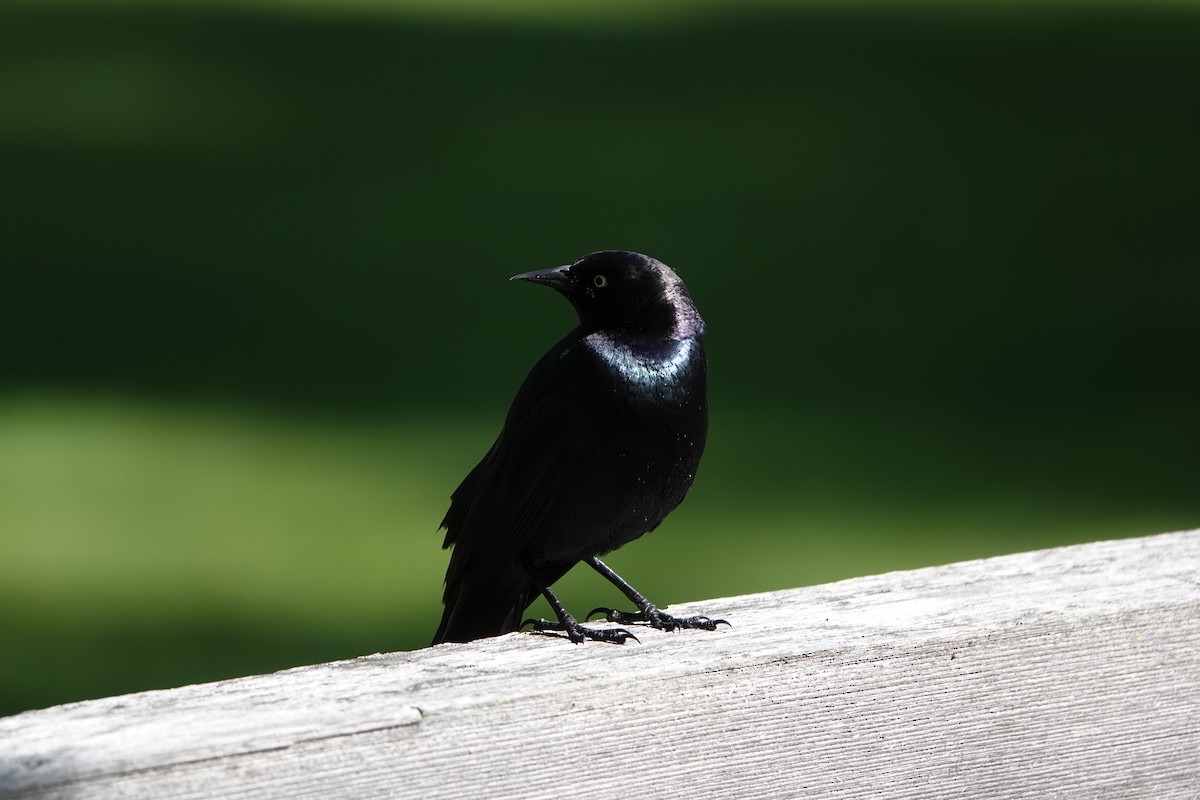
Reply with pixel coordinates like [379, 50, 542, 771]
[2, 530, 1198, 799]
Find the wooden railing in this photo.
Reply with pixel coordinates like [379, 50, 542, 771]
[2, 530, 1198, 799]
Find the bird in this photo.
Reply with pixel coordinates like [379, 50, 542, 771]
[432, 250, 724, 645]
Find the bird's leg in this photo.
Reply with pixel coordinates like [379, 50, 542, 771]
[522, 583, 638, 644]
[585, 556, 729, 632]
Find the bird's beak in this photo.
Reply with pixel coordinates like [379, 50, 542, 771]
[510, 265, 573, 291]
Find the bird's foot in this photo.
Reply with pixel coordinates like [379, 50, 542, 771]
[521, 618, 639, 645]
[587, 606, 729, 632]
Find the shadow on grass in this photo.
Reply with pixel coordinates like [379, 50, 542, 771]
[2, 2, 1198, 421]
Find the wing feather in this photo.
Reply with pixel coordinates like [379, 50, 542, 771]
[435, 330, 598, 640]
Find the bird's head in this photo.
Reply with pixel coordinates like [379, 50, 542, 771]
[511, 251, 703, 339]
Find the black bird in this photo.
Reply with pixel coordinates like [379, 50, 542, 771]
[432, 250, 722, 645]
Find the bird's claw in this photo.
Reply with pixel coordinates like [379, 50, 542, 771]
[520, 618, 638, 645]
[587, 607, 730, 632]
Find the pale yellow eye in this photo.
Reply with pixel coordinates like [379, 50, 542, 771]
[593, 274, 608, 288]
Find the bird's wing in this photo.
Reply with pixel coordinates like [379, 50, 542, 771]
[440, 330, 599, 592]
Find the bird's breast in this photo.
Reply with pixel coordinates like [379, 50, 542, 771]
[529, 332, 707, 560]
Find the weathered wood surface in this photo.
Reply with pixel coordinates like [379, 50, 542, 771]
[2, 530, 1198, 800]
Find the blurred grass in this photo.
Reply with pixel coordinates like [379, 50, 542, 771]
[2, 0, 1199, 716]
[2, 395, 1194, 716]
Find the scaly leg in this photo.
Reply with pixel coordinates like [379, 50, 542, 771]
[522, 582, 638, 644]
[584, 557, 729, 632]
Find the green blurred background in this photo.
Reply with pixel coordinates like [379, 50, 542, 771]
[2, 0, 1198, 717]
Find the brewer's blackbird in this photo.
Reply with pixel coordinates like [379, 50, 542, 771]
[432, 250, 723, 645]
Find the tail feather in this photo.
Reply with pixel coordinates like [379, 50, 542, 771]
[431, 578, 539, 645]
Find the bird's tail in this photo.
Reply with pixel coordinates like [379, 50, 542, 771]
[431, 577, 540, 645]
